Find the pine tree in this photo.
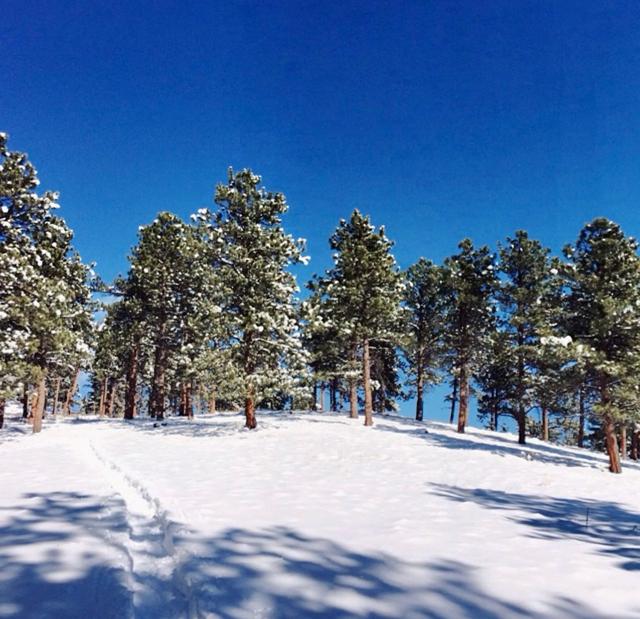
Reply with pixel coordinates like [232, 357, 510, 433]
[319, 210, 403, 426]
[562, 218, 640, 473]
[443, 239, 497, 433]
[198, 168, 307, 429]
[0, 133, 93, 432]
[497, 230, 557, 444]
[401, 258, 446, 421]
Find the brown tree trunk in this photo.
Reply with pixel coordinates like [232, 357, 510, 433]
[62, 369, 80, 416]
[0, 398, 5, 429]
[416, 357, 424, 421]
[98, 377, 107, 417]
[208, 387, 217, 414]
[107, 380, 116, 417]
[577, 387, 585, 448]
[312, 383, 318, 411]
[349, 378, 357, 418]
[150, 334, 168, 420]
[319, 383, 325, 412]
[124, 342, 139, 420]
[330, 378, 338, 411]
[22, 384, 29, 419]
[52, 377, 61, 416]
[179, 383, 187, 416]
[245, 384, 257, 429]
[33, 376, 46, 434]
[363, 338, 373, 426]
[457, 366, 468, 433]
[449, 377, 458, 425]
[620, 426, 627, 460]
[186, 382, 193, 419]
[631, 429, 639, 461]
[541, 407, 549, 442]
[604, 415, 622, 473]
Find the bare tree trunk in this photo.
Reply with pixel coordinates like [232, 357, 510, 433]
[541, 407, 549, 442]
[449, 377, 457, 425]
[620, 426, 627, 460]
[0, 398, 5, 429]
[62, 369, 80, 416]
[22, 384, 29, 419]
[150, 335, 167, 420]
[124, 342, 139, 420]
[491, 405, 498, 432]
[179, 383, 187, 416]
[363, 338, 373, 426]
[107, 380, 117, 417]
[186, 382, 193, 419]
[33, 376, 46, 434]
[208, 387, 217, 414]
[577, 387, 585, 448]
[631, 429, 639, 461]
[98, 377, 107, 417]
[604, 415, 622, 473]
[245, 384, 257, 429]
[52, 377, 61, 416]
[312, 383, 318, 411]
[349, 378, 357, 418]
[415, 361, 424, 422]
[457, 365, 468, 433]
[319, 383, 325, 412]
[330, 378, 338, 411]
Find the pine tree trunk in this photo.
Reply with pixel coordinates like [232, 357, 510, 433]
[22, 384, 29, 419]
[363, 338, 373, 426]
[107, 380, 117, 417]
[150, 334, 168, 420]
[449, 377, 457, 425]
[62, 369, 80, 416]
[457, 366, 468, 433]
[179, 383, 187, 416]
[415, 356, 424, 421]
[245, 384, 257, 429]
[33, 376, 46, 434]
[631, 429, 639, 460]
[541, 407, 549, 442]
[186, 382, 193, 419]
[329, 378, 337, 411]
[349, 378, 357, 418]
[319, 384, 325, 412]
[98, 377, 107, 417]
[52, 377, 61, 416]
[124, 342, 139, 420]
[0, 398, 5, 429]
[208, 387, 216, 414]
[312, 383, 318, 411]
[604, 415, 622, 473]
[577, 387, 585, 448]
[620, 426, 627, 460]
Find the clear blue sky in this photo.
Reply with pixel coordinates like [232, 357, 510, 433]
[3, 1, 640, 419]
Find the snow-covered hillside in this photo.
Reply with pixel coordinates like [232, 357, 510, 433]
[1, 411, 639, 618]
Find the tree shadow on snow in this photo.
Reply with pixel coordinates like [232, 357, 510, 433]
[0, 491, 628, 619]
[431, 484, 640, 572]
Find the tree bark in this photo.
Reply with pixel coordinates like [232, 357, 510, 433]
[577, 387, 585, 448]
[620, 426, 627, 460]
[245, 384, 257, 429]
[330, 378, 337, 411]
[319, 384, 325, 412]
[98, 377, 107, 417]
[52, 377, 61, 416]
[124, 342, 139, 420]
[208, 387, 217, 415]
[62, 369, 80, 416]
[107, 380, 117, 417]
[363, 338, 373, 426]
[541, 407, 548, 442]
[22, 384, 29, 419]
[631, 429, 639, 461]
[457, 365, 468, 433]
[0, 398, 5, 429]
[415, 360, 424, 422]
[449, 377, 458, 425]
[33, 376, 46, 434]
[604, 415, 622, 473]
[150, 332, 168, 420]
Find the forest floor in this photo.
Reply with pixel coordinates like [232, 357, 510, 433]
[1, 409, 639, 618]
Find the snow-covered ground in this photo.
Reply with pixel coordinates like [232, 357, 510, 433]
[1, 410, 639, 619]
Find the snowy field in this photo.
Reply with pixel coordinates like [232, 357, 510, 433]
[1, 410, 639, 619]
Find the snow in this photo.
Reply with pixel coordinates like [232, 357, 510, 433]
[1, 411, 640, 618]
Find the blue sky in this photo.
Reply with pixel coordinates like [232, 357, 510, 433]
[3, 1, 640, 420]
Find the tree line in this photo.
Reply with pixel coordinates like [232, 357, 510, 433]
[2, 133, 639, 473]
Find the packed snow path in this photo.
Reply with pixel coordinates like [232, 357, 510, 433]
[1, 412, 640, 618]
